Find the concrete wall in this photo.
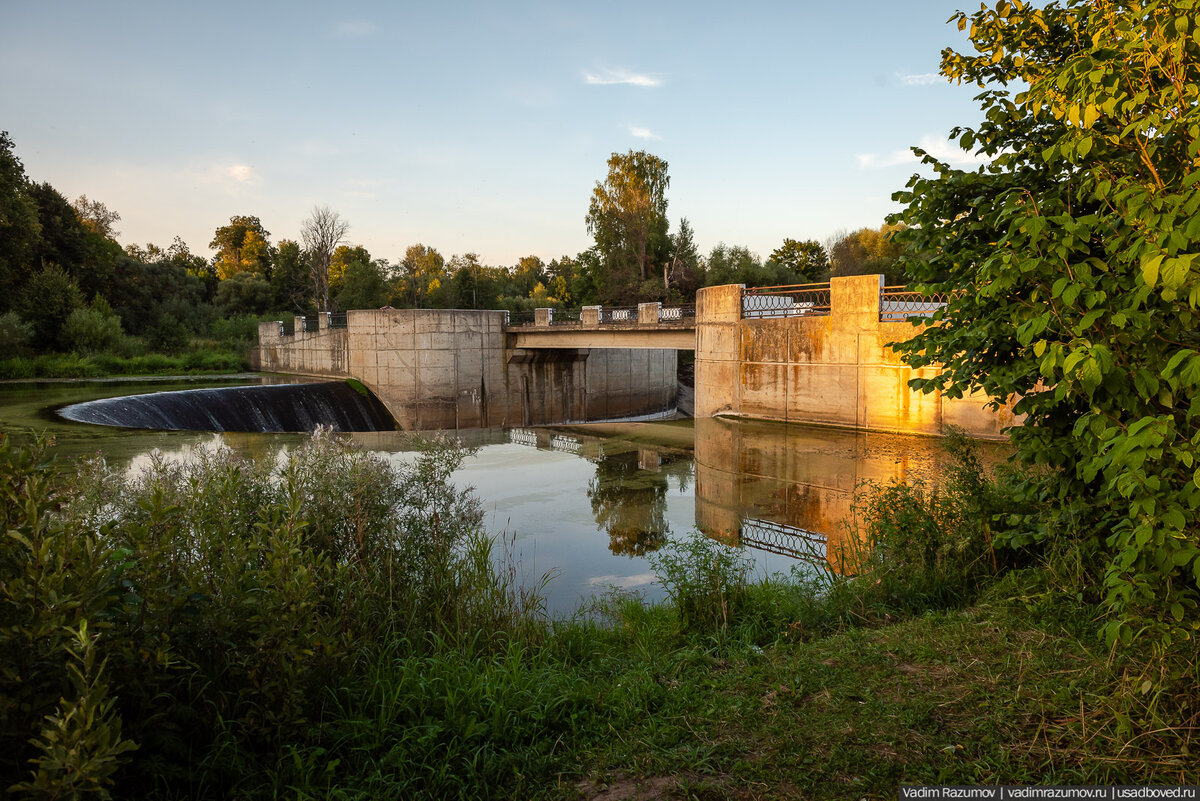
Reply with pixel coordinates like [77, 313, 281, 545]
[694, 276, 1020, 439]
[255, 309, 677, 430]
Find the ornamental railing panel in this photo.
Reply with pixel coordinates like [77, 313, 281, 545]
[550, 308, 582, 326]
[742, 283, 832, 318]
[879, 287, 952, 321]
[660, 304, 696, 322]
[329, 312, 348, 329]
[600, 306, 639, 324]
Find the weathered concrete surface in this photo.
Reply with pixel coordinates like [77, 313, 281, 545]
[694, 277, 1020, 439]
[255, 309, 677, 430]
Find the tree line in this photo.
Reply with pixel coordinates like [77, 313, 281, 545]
[0, 133, 902, 359]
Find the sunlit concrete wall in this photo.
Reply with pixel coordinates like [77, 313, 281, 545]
[693, 276, 1020, 439]
[254, 309, 676, 430]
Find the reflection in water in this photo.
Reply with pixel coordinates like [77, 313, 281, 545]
[693, 416, 1006, 575]
[738, 518, 827, 569]
[507, 427, 695, 558]
[588, 451, 669, 556]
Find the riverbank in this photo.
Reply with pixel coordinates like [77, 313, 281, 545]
[1, 431, 1194, 799]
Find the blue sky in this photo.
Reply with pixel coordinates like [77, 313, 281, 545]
[2, 1, 989, 267]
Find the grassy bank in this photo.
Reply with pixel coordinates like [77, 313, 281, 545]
[0, 349, 250, 379]
[1, 432, 1195, 800]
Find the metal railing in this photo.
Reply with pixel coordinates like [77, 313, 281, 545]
[506, 310, 536, 326]
[660, 304, 696, 322]
[742, 283, 832, 318]
[329, 312, 348, 329]
[302, 316, 320, 333]
[600, 306, 639, 324]
[278, 320, 295, 337]
[550, 308, 582, 326]
[879, 287, 952, 321]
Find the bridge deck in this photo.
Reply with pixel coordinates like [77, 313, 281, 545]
[505, 322, 695, 350]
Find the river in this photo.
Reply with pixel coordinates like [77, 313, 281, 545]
[0, 375, 1005, 616]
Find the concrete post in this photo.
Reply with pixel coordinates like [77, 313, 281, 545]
[582, 306, 600, 327]
[534, 308, 553, 326]
[293, 315, 305, 337]
[830, 274, 884, 335]
[638, 302, 661, 325]
[318, 311, 330, 330]
[693, 284, 746, 418]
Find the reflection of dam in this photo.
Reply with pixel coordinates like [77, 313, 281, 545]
[693, 416, 962, 574]
[504, 419, 1006, 573]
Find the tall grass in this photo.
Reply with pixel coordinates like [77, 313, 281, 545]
[0, 431, 546, 798]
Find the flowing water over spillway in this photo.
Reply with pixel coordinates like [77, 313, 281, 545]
[58, 381, 396, 433]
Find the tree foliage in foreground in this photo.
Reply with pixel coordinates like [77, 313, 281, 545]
[891, 0, 1200, 648]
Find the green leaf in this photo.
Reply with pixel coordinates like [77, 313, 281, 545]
[1142, 254, 1164, 287]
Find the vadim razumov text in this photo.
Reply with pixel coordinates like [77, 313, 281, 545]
[899, 788, 1199, 800]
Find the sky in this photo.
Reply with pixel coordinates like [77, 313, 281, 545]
[1, 1, 992, 268]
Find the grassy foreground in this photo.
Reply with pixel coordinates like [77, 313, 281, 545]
[1, 432, 1195, 800]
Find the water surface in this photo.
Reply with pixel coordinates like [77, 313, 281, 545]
[0, 377, 1008, 615]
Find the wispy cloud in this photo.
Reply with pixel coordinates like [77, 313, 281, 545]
[857, 134, 993, 169]
[898, 72, 942, 86]
[586, 573, 657, 589]
[628, 126, 661, 140]
[192, 162, 262, 194]
[226, 164, 258, 183]
[335, 19, 377, 37]
[584, 67, 661, 87]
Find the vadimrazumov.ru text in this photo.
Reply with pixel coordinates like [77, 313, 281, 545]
[900, 787, 1199, 800]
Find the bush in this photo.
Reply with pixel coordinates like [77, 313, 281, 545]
[0, 431, 520, 797]
[17, 266, 83, 350]
[60, 306, 123, 354]
[650, 531, 753, 635]
[0, 312, 32, 353]
[143, 314, 189, 352]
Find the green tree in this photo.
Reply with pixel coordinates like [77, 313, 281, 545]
[215, 272, 273, 316]
[18, 266, 83, 349]
[664, 218, 702, 299]
[210, 215, 272, 280]
[329, 244, 372, 297]
[512, 255, 546, 298]
[28, 183, 88, 272]
[890, 0, 1200, 647]
[770, 238, 829, 283]
[448, 252, 488, 309]
[271, 239, 312, 313]
[335, 258, 390, 310]
[72, 194, 121, 239]
[585, 150, 671, 302]
[826, 224, 904, 282]
[0, 132, 40, 312]
[400, 244, 446, 308]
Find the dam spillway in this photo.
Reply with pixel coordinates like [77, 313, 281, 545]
[58, 382, 396, 433]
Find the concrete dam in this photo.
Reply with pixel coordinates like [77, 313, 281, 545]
[253, 276, 1019, 438]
